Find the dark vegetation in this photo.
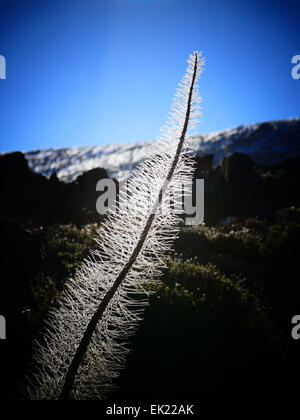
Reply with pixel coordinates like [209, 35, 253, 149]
[0, 150, 300, 400]
[0, 151, 108, 226]
[116, 213, 300, 400]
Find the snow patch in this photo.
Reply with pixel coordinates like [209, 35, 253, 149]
[23, 118, 300, 182]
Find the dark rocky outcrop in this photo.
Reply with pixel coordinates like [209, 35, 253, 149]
[192, 153, 300, 224]
[0, 152, 110, 226]
[1, 150, 300, 227]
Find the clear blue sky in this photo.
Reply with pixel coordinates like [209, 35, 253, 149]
[0, 0, 299, 152]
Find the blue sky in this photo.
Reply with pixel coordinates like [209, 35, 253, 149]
[0, 0, 299, 152]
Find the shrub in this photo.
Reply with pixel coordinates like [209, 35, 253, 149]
[115, 260, 282, 400]
[24, 223, 99, 326]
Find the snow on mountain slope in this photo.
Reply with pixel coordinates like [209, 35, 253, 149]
[24, 118, 300, 182]
[25, 141, 156, 181]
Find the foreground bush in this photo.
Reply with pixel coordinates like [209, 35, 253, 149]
[7, 212, 299, 400]
[115, 260, 283, 400]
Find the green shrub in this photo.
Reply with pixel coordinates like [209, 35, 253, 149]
[21, 213, 299, 400]
[116, 260, 282, 400]
[24, 223, 99, 327]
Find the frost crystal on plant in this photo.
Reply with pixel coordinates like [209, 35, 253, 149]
[26, 51, 205, 400]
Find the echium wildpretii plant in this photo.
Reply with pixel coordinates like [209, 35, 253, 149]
[26, 51, 205, 400]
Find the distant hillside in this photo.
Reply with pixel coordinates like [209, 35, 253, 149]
[1, 121, 300, 226]
[22, 118, 300, 181]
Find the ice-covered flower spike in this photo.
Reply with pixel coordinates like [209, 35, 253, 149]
[26, 51, 205, 400]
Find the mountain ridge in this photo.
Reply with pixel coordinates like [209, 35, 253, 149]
[16, 117, 300, 181]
